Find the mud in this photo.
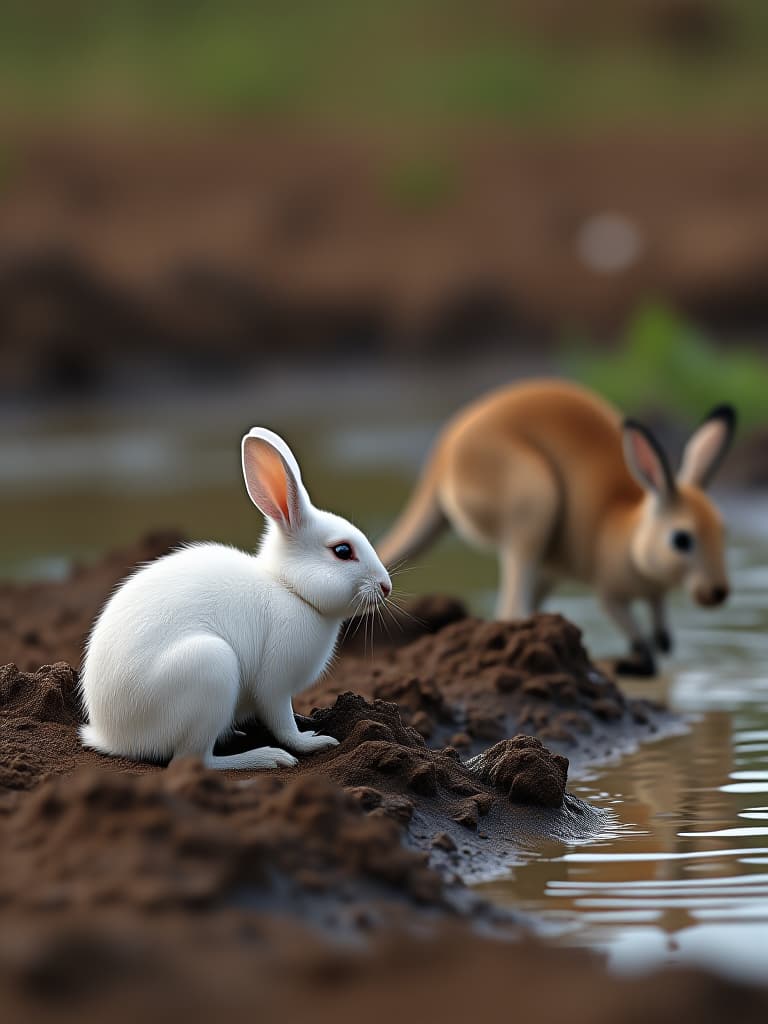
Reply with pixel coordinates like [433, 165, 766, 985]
[307, 612, 675, 773]
[0, 660, 605, 880]
[2, 126, 768, 398]
[0, 535, 678, 779]
[4, 910, 768, 1024]
[0, 534, 764, 1020]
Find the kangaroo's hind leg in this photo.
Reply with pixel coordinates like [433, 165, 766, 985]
[442, 435, 558, 621]
[156, 634, 299, 769]
[493, 449, 559, 621]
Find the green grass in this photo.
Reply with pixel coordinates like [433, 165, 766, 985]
[2, 1, 768, 125]
[383, 156, 459, 213]
[567, 304, 768, 431]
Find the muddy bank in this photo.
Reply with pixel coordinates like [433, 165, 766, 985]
[3, 126, 768, 396]
[1, 659, 607, 880]
[0, 534, 765, 1021]
[0, 534, 680, 783]
[1, 655, 765, 1024]
[309, 608, 676, 774]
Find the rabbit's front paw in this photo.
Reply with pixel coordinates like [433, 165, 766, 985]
[292, 731, 340, 754]
[264, 747, 300, 768]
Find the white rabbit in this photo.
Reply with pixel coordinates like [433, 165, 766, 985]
[79, 428, 392, 769]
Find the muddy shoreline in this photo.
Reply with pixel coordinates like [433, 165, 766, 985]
[0, 534, 676, 878]
[1, 534, 765, 1020]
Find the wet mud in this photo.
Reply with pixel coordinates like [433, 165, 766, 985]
[0, 660, 606, 882]
[311, 608, 676, 773]
[1, 533, 756, 1022]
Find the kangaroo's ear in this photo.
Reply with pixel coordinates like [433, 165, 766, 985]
[622, 419, 677, 503]
[678, 404, 737, 489]
[241, 428, 309, 530]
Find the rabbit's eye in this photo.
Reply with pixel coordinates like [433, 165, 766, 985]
[331, 542, 355, 561]
[670, 529, 694, 553]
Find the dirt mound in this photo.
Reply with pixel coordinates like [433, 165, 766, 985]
[0, 662, 80, 726]
[0, 761, 443, 915]
[305, 613, 671, 771]
[1, 658, 602, 880]
[0, 535, 761, 1021]
[0, 534, 679, 779]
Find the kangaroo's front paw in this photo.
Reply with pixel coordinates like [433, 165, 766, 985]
[291, 731, 340, 754]
[613, 642, 657, 678]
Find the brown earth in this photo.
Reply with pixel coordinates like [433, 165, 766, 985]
[0, 532, 765, 1021]
[2, 124, 768, 396]
[0, 659, 605, 880]
[304, 610, 672, 772]
[4, 912, 768, 1024]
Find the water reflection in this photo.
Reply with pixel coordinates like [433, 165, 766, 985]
[476, 531, 768, 982]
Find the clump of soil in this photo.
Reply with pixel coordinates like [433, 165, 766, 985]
[306, 613, 672, 771]
[465, 735, 569, 808]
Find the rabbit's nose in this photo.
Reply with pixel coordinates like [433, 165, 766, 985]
[380, 581, 392, 598]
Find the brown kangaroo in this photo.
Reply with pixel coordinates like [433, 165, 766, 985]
[378, 379, 736, 675]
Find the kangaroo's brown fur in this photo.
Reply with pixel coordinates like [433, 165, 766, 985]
[378, 379, 735, 675]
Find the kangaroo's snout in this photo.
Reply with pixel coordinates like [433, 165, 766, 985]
[694, 583, 729, 608]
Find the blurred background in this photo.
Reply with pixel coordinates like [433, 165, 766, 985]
[1, 0, 768, 582]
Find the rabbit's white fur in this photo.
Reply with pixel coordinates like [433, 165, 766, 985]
[79, 428, 391, 769]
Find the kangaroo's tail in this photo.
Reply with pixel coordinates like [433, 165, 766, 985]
[377, 450, 447, 568]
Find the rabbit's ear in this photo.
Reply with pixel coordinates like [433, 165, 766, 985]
[622, 419, 677, 503]
[678, 404, 736, 489]
[241, 429, 308, 530]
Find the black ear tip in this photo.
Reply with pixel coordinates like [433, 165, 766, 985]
[623, 417, 646, 434]
[706, 403, 737, 430]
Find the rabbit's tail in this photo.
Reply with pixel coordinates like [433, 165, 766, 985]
[80, 723, 112, 754]
[377, 450, 446, 569]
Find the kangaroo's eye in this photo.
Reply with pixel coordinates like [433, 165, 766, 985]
[331, 542, 355, 561]
[671, 529, 694, 553]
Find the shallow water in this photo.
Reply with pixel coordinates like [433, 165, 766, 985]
[2, 379, 767, 982]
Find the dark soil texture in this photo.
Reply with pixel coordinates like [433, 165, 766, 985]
[307, 607, 676, 773]
[1, 532, 756, 1023]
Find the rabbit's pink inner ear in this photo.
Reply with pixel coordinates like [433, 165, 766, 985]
[243, 439, 292, 526]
